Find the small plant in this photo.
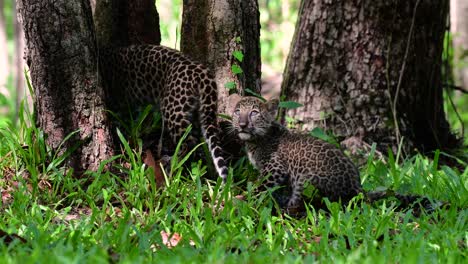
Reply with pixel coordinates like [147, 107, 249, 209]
[278, 100, 303, 109]
[309, 127, 340, 147]
[1, 104, 467, 262]
[108, 104, 162, 147]
[225, 38, 245, 93]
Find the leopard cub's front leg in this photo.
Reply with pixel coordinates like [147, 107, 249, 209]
[262, 167, 307, 217]
[285, 179, 305, 209]
[261, 165, 291, 208]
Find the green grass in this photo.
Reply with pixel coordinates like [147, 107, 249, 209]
[1, 1, 467, 262]
[0, 105, 467, 263]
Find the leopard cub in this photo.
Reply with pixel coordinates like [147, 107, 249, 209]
[230, 96, 362, 208]
[100, 45, 228, 180]
[230, 95, 434, 211]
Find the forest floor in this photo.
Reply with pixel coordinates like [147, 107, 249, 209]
[0, 117, 467, 263]
[1, 0, 467, 261]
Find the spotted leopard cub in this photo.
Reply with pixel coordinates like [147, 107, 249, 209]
[100, 45, 228, 180]
[230, 96, 434, 211]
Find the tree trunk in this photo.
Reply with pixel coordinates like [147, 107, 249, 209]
[13, 0, 27, 123]
[451, 0, 468, 91]
[0, 0, 8, 91]
[16, 0, 114, 175]
[281, 0, 459, 155]
[94, 0, 160, 47]
[90, 0, 96, 15]
[181, 0, 261, 115]
[127, 0, 161, 45]
[94, 0, 161, 117]
[94, 0, 161, 140]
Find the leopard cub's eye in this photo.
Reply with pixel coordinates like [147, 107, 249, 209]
[250, 110, 259, 117]
[234, 109, 240, 116]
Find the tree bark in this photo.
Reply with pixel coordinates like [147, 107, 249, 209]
[94, 0, 161, 142]
[281, 0, 459, 154]
[127, 0, 161, 45]
[181, 0, 261, 115]
[451, 0, 468, 91]
[0, 0, 8, 91]
[16, 0, 114, 174]
[13, 0, 27, 123]
[90, 0, 96, 15]
[94, 0, 160, 47]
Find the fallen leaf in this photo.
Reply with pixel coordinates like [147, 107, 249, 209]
[143, 150, 165, 188]
[234, 195, 246, 201]
[160, 231, 182, 248]
[313, 236, 322, 243]
[53, 207, 93, 224]
[1, 189, 12, 205]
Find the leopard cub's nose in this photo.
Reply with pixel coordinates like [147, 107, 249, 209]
[239, 122, 248, 129]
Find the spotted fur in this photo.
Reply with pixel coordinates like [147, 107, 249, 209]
[100, 45, 228, 180]
[231, 96, 435, 211]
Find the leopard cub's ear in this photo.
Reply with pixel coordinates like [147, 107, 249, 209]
[227, 93, 242, 115]
[266, 98, 280, 117]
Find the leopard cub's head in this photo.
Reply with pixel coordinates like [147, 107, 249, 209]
[229, 95, 279, 141]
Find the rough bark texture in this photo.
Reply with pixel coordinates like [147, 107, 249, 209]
[94, 0, 128, 47]
[181, 0, 261, 115]
[451, 0, 468, 91]
[94, 0, 160, 47]
[17, 0, 114, 174]
[281, 0, 458, 154]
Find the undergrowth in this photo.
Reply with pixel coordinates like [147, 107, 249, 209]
[0, 104, 467, 263]
[0, 2, 466, 261]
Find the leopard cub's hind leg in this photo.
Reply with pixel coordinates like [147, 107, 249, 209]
[160, 95, 199, 154]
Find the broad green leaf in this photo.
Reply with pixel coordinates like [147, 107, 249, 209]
[278, 101, 303, 109]
[244, 88, 265, 101]
[309, 127, 340, 147]
[309, 127, 329, 142]
[218, 113, 232, 121]
[224, 82, 236, 90]
[233, 50, 244, 62]
[224, 81, 236, 90]
[231, 64, 243, 75]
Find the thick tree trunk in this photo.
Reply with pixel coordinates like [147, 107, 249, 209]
[94, 0, 160, 47]
[451, 0, 468, 91]
[94, 0, 161, 138]
[94, 0, 161, 115]
[17, 0, 114, 174]
[127, 0, 161, 45]
[181, 0, 261, 115]
[281, 0, 458, 154]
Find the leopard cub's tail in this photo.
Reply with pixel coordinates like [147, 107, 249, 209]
[198, 75, 229, 182]
[366, 190, 444, 215]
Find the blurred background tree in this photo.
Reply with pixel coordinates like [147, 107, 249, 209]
[449, 0, 468, 148]
[0, 0, 7, 93]
[451, 0, 468, 91]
